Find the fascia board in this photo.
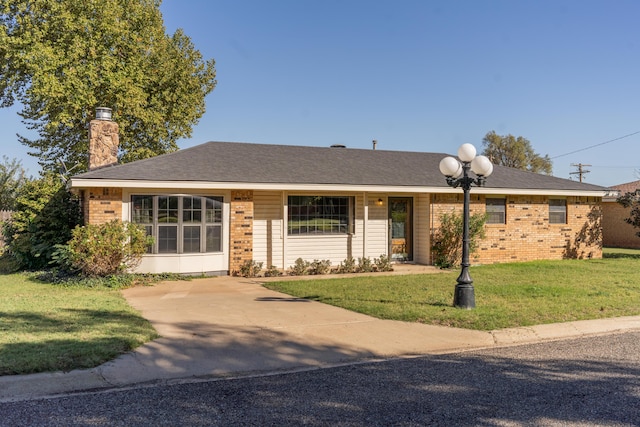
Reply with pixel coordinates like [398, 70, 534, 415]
[69, 178, 607, 198]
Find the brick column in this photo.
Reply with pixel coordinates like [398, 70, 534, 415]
[230, 190, 254, 275]
[84, 187, 123, 225]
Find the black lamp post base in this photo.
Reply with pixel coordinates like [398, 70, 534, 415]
[454, 283, 475, 309]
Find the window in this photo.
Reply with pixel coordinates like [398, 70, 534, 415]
[549, 199, 567, 224]
[158, 196, 179, 253]
[131, 195, 154, 253]
[288, 196, 354, 235]
[486, 198, 506, 224]
[131, 195, 223, 254]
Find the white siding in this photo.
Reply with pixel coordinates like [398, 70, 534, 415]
[253, 191, 284, 268]
[413, 193, 431, 264]
[286, 235, 353, 266]
[352, 194, 365, 258]
[137, 253, 227, 275]
[366, 195, 389, 259]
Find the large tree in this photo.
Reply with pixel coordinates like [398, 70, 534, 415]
[481, 131, 553, 175]
[0, 0, 216, 171]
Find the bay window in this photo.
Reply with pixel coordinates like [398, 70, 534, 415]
[131, 195, 223, 254]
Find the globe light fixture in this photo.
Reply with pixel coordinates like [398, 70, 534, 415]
[439, 144, 493, 309]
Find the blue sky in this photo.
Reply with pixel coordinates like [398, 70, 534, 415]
[1, 0, 639, 187]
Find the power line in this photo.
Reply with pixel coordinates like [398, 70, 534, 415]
[551, 130, 640, 159]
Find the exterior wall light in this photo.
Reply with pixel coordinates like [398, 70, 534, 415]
[377, 198, 384, 206]
[439, 143, 493, 309]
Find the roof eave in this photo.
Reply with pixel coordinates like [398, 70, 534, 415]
[69, 178, 607, 197]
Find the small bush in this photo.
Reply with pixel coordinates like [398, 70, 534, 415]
[66, 220, 153, 277]
[290, 258, 310, 275]
[357, 257, 374, 273]
[337, 256, 357, 274]
[309, 259, 331, 275]
[264, 265, 283, 277]
[432, 211, 486, 268]
[238, 259, 263, 277]
[374, 254, 393, 272]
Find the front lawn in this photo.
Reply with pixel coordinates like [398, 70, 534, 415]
[264, 256, 640, 331]
[0, 273, 158, 375]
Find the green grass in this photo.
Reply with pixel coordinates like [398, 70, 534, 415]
[0, 273, 158, 375]
[602, 247, 640, 258]
[264, 256, 640, 331]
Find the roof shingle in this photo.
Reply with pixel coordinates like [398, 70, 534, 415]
[73, 141, 607, 192]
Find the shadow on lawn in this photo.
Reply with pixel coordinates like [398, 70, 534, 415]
[0, 309, 155, 375]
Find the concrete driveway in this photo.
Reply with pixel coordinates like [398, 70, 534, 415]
[104, 276, 495, 386]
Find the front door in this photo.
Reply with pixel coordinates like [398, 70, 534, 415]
[389, 198, 412, 262]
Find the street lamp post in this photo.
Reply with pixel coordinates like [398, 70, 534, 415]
[439, 143, 493, 309]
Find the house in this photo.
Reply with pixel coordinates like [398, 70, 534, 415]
[602, 180, 640, 249]
[69, 116, 607, 275]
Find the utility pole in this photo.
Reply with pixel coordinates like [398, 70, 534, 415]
[570, 163, 591, 183]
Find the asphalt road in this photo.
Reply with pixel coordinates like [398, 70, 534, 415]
[1, 331, 639, 427]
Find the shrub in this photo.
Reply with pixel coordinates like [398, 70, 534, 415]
[238, 259, 263, 277]
[336, 256, 357, 274]
[431, 211, 486, 268]
[309, 259, 331, 275]
[289, 258, 310, 275]
[66, 220, 152, 277]
[36, 271, 191, 289]
[374, 254, 393, 272]
[357, 256, 374, 272]
[2, 173, 82, 270]
[264, 265, 283, 277]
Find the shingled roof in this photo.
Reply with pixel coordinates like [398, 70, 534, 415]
[72, 141, 607, 193]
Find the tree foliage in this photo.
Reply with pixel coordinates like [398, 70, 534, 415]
[0, 156, 28, 210]
[1, 173, 82, 269]
[0, 0, 216, 171]
[481, 131, 553, 175]
[617, 190, 640, 237]
[431, 212, 486, 268]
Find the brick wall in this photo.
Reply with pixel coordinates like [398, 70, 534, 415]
[602, 201, 640, 248]
[82, 188, 123, 225]
[431, 194, 602, 264]
[229, 190, 254, 274]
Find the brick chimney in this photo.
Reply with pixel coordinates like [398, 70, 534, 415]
[88, 107, 119, 170]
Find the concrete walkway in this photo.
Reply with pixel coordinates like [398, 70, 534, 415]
[2, 273, 640, 402]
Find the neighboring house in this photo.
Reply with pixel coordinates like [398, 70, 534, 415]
[602, 180, 640, 249]
[69, 117, 607, 275]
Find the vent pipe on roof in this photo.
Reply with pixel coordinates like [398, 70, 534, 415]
[372, 139, 377, 150]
